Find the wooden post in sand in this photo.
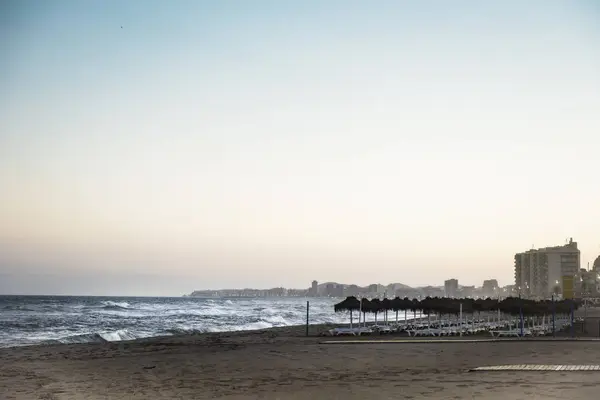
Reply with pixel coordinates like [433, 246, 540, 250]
[306, 301, 309, 337]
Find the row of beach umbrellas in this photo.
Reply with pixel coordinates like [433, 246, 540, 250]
[334, 296, 580, 326]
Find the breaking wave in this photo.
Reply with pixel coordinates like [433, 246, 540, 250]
[100, 301, 131, 310]
[49, 330, 139, 344]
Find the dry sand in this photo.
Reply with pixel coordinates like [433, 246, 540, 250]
[2, 323, 600, 400]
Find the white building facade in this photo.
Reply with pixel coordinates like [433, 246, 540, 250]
[514, 239, 580, 299]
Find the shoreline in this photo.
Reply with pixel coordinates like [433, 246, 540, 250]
[0, 317, 584, 355]
[1, 316, 432, 350]
[2, 309, 587, 350]
[0, 322, 340, 350]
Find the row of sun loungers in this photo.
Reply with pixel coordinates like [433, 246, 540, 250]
[325, 317, 579, 337]
[490, 318, 574, 337]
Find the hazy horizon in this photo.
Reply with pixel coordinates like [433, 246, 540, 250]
[1, 0, 599, 296]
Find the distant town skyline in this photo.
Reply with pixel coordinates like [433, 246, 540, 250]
[187, 278, 508, 299]
[1, 0, 599, 296]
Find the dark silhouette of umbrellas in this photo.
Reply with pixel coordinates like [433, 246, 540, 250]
[333, 296, 580, 332]
[334, 296, 360, 328]
[334, 296, 360, 312]
[391, 297, 403, 323]
[381, 298, 392, 325]
[409, 298, 420, 322]
[370, 298, 383, 324]
[359, 298, 372, 326]
[420, 297, 436, 327]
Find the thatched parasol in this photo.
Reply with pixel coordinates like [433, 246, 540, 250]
[370, 298, 382, 324]
[381, 298, 392, 325]
[420, 297, 436, 327]
[401, 297, 412, 323]
[410, 298, 420, 322]
[334, 296, 360, 328]
[360, 298, 372, 327]
[391, 297, 403, 323]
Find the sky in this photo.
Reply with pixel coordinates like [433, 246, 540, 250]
[1, 0, 599, 296]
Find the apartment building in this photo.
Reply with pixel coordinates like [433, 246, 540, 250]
[444, 279, 459, 298]
[482, 279, 499, 297]
[514, 238, 580, 299]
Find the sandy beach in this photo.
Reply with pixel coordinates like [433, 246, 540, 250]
[2, 322, 600, 400]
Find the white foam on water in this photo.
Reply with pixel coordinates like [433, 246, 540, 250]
[98, 329, 138, 342]
[239, 321, 273, 331]
[100, 301, 131, 310]
[264, 315, 291, 325]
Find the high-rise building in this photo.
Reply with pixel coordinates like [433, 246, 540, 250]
[482, 279, 499, 297]
[514, 238, 580, 299]
[444, 279, 458, 298]
[459, 285, 475, 298]
[310, 280, 318, 296]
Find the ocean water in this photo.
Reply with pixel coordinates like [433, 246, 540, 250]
[0, 295, 354, 348]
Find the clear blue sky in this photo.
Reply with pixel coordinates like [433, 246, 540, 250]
[1, 0, 599, 295]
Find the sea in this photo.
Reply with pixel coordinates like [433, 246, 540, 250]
[0, 295, 353, 348]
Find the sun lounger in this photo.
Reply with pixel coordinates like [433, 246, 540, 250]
[489, 329, 532, 338]
[327, 327, 373, 336]
[373, 326, 393, 334]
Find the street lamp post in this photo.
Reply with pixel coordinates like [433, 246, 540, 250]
[552, 293, 556, 337]
[518, 291, 524, 337]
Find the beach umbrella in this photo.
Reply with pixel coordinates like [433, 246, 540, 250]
[381, 298, 392, 325]
[461, 298, 475, 314]
[460, 298, 475, 327]
[473, 298, 486, 321]
[360, 298, 372, 327]
[498, 297, 521, 316]
[410, 298, 420, 322]
[401, 297, 412, 323]
[443, 297, 456, 325]
[370, 298, 382, 325]
[483, 298, 498, 311]
[334, 296, 360, 328]
[391, 297, 403, 323]
[430, 297, 448, 321]
[481, 297, 498, 324]
[436, 297, 459, 321]
[420, 297, 435, 328]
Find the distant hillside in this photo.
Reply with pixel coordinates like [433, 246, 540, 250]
[386, 283, 413, 291]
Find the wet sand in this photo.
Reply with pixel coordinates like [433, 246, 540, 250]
[2, 324, 600, 399]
